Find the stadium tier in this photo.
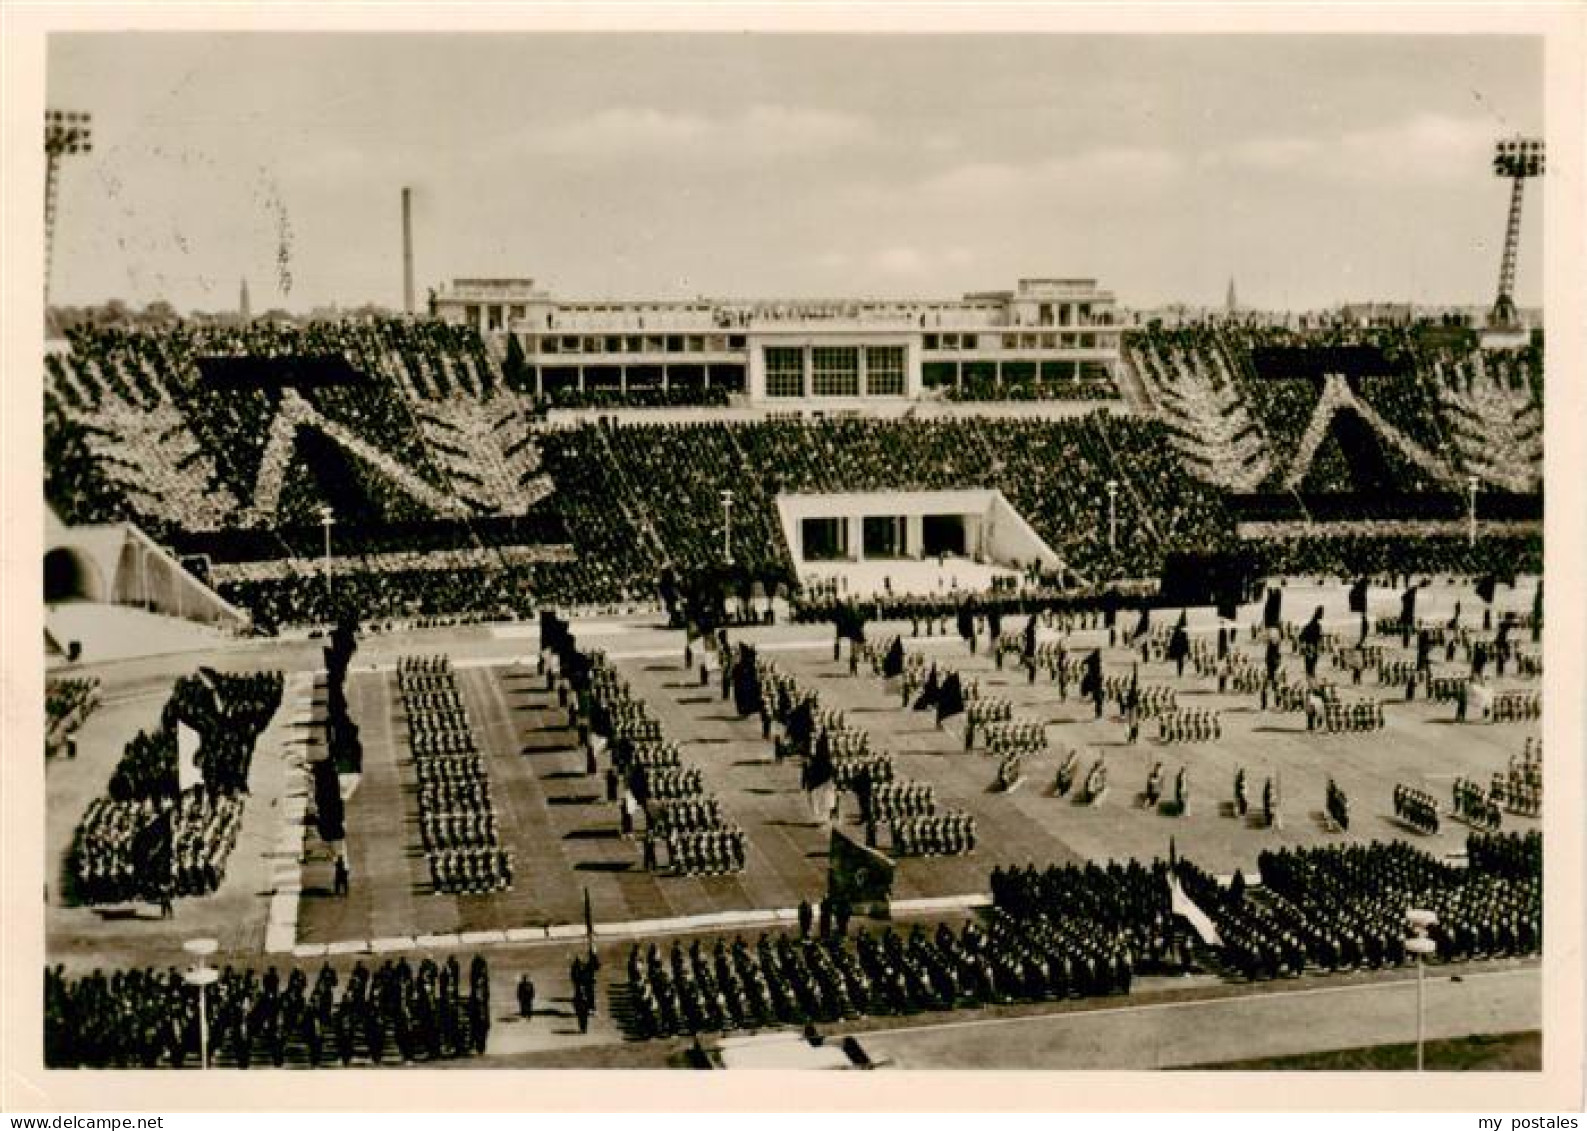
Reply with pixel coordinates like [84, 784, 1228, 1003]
[44, 318, 1542, 626]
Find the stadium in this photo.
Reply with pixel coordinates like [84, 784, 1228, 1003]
[36, 37, 1549, 1075]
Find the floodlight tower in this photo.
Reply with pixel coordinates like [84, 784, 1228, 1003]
[44, 110, 93, 307]
[1489, 137, 1544, 330]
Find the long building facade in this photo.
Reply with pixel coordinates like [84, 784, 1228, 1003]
[431, 276, 1121, 404]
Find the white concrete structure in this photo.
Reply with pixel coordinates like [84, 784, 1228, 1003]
[431, 277, 1121, 405]
[774, 489, 1061, 594]
[44, 508, 248, 654]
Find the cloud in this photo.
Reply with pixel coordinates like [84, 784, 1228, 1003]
[1213, 136, 1322, 172]
[516, 103, 874, 161]
[1338, 112, 1494, 179]
[914, 146, 1183, 206]
[806, 244, 978, 280]
[1208, 113, 1494, 182]
[874, 246, 928, 276]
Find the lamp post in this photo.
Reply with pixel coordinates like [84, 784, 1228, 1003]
[1489, 138, 1545, 330]
[720, 490, 735, 566]
[319, 506, 336, 609]
[1405, 908, 1439, 1071]
[1106, 480, 1119, 552]
[1466, 475, 1479, 548]
[182, 937, 219, 1069]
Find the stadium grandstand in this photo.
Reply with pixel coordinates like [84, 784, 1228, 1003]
[44, 298, 1541, 633]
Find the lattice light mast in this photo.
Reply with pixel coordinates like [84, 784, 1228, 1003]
[1490, 137, 1544, 330]
[44, 110, 93, 307]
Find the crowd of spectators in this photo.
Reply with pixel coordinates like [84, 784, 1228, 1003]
[940, 363, 1118, 403]
[539, 413, 1237, 591]
[1129, 324, 1543, 498]
[46, 676, 100, 757]
[537, 384, 733, 411]
[46, 318, 1545, 628]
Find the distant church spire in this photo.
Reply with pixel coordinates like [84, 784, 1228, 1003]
[240, 277, 251, 323]
[1226, 277, 1238, 314]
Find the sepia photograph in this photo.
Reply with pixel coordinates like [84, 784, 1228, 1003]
[3, 2, 1583, 1114]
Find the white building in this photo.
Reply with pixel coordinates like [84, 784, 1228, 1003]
[431, 276, 1121, 404]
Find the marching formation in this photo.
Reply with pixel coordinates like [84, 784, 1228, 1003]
[399, 656, 513, 894]
[66, 669, 283, 909]
[44, 956, 493, 1068]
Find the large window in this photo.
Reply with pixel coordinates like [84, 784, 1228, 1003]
[811, 346, 860, 397]
[865, 346, 906, 396]
[862, 515, 907, 559]
[801, 517, 848, 561]
[764, 347, 804, 398]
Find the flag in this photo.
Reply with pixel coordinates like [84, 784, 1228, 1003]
[802, 739, 835, 792]
[176, 719, 204, 792]
[882, 637, 905, 679]
[1299, 607, 1323, 649]
[135, 805, 175, 893]
[1168, 874, 1223, 946]
[1102, 588, 1122, 627]
[1347, 577, 1369, 614]
[1401, 585, 1419, 623]
[1023, 615, 1038, 659]
[955, 603, 976, 642]
[786, 698, 814, 751]
[808, 780, 839, 824]
[1262, 587, 1283, 629]
[732, 645, 763, 717]
[828, 827, 894, 907]
[914, 665, 940, 711]
[1130, 606, 1152, 644]
[1476, 575, 1497, 605]
[802, 741, 837, 823]
[312, 758, 345, 842]
[836, 602, 867, 644]
[583, 888, 595, 951]
[1167, 623, 1190, 662]
[936, 672, 965, 723]
[1079, 650, 1102, 699]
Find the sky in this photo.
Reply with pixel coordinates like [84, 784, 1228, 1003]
[45, 33, 1544, 313]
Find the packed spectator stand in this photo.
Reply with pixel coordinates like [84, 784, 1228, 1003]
[44, 316, 1544, 627]
[46, 676, 100, 758]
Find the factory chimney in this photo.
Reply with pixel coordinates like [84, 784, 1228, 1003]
[402, 186, 415, 316]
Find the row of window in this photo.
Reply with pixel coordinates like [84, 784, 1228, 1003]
[923, 331, 1117, 352]
[463, 304, 527, 332]
[529, 334, 749, 356]
[764, 346, 906, 398]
